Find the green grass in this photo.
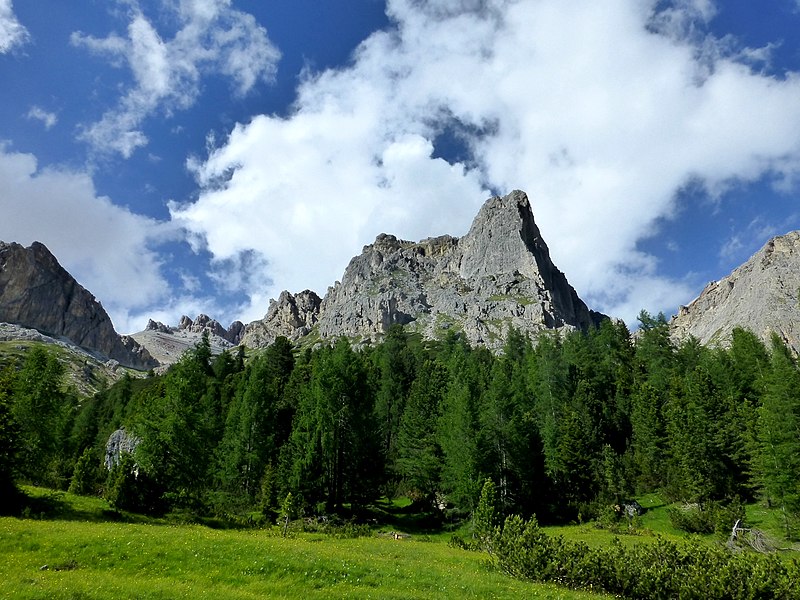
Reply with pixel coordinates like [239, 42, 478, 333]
[486, 294, 533, 306]
[544, 493, 800, 556]
[542, 494, 687, 549]
[9, 488, 796, 599]
[0, 489, 611, 600]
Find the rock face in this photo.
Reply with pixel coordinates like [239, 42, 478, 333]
[240, 290, 322, 348]
[132, 314, 243, 366]
[243, 190, 604, 350]
[176, 313, 243, 344]
[0, 241, 157, 369]
[671, 231, 800, 353]
[104, 427, 140, 470]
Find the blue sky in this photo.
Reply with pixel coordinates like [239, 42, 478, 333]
[2, 0, 800, 334]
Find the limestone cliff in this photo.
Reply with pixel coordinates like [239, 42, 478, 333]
[670, 231, 800, 353]
[240, 290, 322, 348]
[131, 314, 243, 366]
[244, 190, 604, 350]
[0, 241, 157, 369]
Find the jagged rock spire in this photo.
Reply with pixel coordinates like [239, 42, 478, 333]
[242, 190, 604, 350]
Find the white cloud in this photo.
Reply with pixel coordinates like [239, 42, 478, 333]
[0, 144, 180, 332]
[172, 0, 800, 327]
[0, 0, 27, 53]
[72, 0, 280, 158]
[26, 106, 58, 130]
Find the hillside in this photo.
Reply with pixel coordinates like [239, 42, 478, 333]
[670, 231, 800, 353]
[0, 241, 156, 370]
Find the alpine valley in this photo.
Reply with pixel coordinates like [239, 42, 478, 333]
[4, 189, 800, 600]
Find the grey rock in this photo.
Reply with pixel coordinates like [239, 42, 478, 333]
[243, 191, 604, 351]
[226, 320, 244, 344]
[670, 231, 800, 353]
[145, 319, 173, 333]
[241, 289, 322, 348]
[132, 313, 243, 366]
[104, 427, 141, 470]
[176, 313, 243, 344]
[0, 241, 157, 369]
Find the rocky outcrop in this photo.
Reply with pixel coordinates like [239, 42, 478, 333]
[132, 313, 243, 366]
[240, 290, 322, 348]
[670, 231, 800, 353]
[0, 241, 157, 369]
[177, 313, 243, 344]
[104, 427, 140, 470]
[244, 190, 604, 351]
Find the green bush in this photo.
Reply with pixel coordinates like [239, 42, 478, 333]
[68, 448, 98, 496]
[104, 454, 161, 514]
[668, 500, 745, 536]
[490, 513, 800, 599]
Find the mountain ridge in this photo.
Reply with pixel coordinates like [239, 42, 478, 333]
[0, 241, 157, 369]
[241, 189, 605, 350]
[17, 188, 800, 366]
[670, 230, 800, 353]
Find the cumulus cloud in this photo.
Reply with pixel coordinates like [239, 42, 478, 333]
[172, 0, 800, 326]
[0, 144, 178, 332]
[72, 0, 280, 158]
[0, 0, 27, 53]
[26, 106, 58, 130]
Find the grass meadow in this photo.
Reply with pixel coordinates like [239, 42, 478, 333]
[3, 486, 796, 599]
[1, 489, 612, 600]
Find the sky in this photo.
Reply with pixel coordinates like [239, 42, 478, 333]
[3, 0, 800, 334]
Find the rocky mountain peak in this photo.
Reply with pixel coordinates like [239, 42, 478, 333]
[459, 189, 550, 281]
[240, 290, 322, 348]
[172, 313, 244, 344]
[670, 230, 800, 353]
[243, 190, 604, 351]
[0, 240, 157, 369]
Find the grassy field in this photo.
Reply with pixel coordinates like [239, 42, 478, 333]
[0, 489, 612, 600]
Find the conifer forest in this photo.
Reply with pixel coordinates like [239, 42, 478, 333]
[2, 313, 800, 542]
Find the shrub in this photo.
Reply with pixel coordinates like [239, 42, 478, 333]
[668, 500, 745, 536]
[488, 512, 800, 599]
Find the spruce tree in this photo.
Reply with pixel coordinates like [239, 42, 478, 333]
[395, 358, 446, 507]
[757, 335, 800, 539]
[0, 364, 19, 506]
[438, 340, 484, 513]
[11, 346, 65, 484]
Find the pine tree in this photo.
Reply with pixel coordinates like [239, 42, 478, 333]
[133, 343, 211, 508]
[373, 325, 417, 469]
[0, 364, 19, 505]
[473, 478, 500, 553]
[437, 340, 486, 513]
[478, 350, 539, 514]
[215, 341, 293, 500]
[395, 358, 446, 507]
[68, 447, 98, 496]
[287, 339, 378, 511]
[629, 381, 665, 493]
[11, 347, 65, 484]
[757, 335, 800, 539]
[528, 332, 572, 489]
[664, 367, 721, 502]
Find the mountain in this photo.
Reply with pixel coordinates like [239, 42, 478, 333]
[131, 314, 243, 366]
[0, 241, 157, 369]
[670, 231, 800, 353]
[242, 190, 605, 350]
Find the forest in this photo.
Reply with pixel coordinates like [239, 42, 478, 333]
[1, 311, 799, 542]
